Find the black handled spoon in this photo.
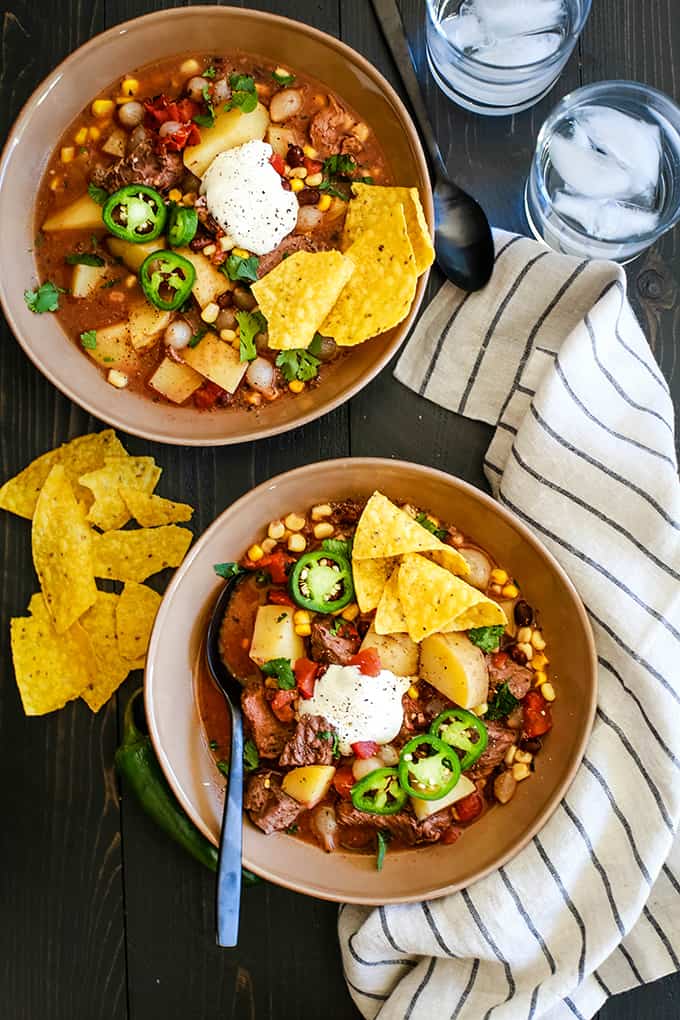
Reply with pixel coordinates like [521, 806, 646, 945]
[371, 0, 495, 291]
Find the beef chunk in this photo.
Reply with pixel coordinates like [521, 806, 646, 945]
[419, 808, 456, 843]
[487, 654, 532, 700]
[310, 617, 361, 666]
[91, 134, 183, 194]
[309, 95, 357, 159]
[257, 234, 329, 278]
[336, 802, 452, 846]
[329, 498, 364, 525]
[279, 715, 336, 767]
[241, 679, 294, 759]
[468, 721, 515, 779]
[245, 770, 303, 835]
[398, 681, 452, 744]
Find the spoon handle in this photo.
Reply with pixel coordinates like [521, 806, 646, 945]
[370, 0, 447, 177]
[215, 702, 243, 947]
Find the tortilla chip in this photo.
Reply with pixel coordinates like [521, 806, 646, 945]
[398, 554, 506, 642]
[353, 492, 444, 560]
[352, 556, 395, 613]
[92, 525, 193, 582]
[116, 582, 162, 661]
[0, 430, 127, 520]
[451, 601, 508, 632]
[120, 487, 193, 527]
[79, 592, 134, 711]
[425, 545, 472, 578]
[80, 456, 161, 531]
[345, 183, 435, 275]
[251, 250, 354, 351]
[32, 465, 97, 633]
[321, 204, 418, 346]
[10, 593, 95, 715]
[374, 567, 408, 634]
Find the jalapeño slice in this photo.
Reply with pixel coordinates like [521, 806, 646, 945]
[139, 251, 196, 311]
[351, 768, 408, 816]
[398, 734, 461, 801]
[430, 708, 488, 772]
[102, 185, 167, 242]
[167, 204, 199, 247]
[289, 549, 354, 613]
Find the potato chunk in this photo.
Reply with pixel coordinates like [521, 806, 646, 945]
[173, 247, 232, 309]
[128, 303, 172, 352]
[42, 193, 104, 232]
[419, 632, 489, 709]
[148, 358, 204, 404]
[71, 263, 109, 299]
[360, 624, 419, 676]
[282, 766, 336, 807]
[181, 333, 247, 394]
[410, 775, 476, 820]
[84, 322, 140, 375]
[183, 103, 270, 177]
[107, 237, 166, 272]
[249, 606, 305, 668]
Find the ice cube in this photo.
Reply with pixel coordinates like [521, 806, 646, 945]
[553, 191, 660, 240]
[465, 0, 566, 38]
[443, 11, 487, 51]
[577, 106, 661, 197]
[474, 31, 562, 66]
[549, 134, 639, 199]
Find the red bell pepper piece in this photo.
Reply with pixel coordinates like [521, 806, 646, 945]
[294, 658, 319, 699]
[333, 765, 355, 800]
[441, 825, 463, 845]
[244, 549, 293, 584]
[268, 589, 295, 608]
[303, 155, 323, 175]
[193, 380, 227, 409]
[270, 688, 296, 723]
[523, 689, 553, 738]
[348, 648, 381, 677]
[269, 152, 287, 176]
[455, 791, 484, 823]
[491, 651, 508, 669]
[351, 741, 379, 759]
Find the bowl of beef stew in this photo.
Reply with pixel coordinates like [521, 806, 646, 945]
[145, 458, 597, 903]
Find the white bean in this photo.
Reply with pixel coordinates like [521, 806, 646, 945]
[186, 76, 209, 101]
[159, 120, 182, 138]
[352, 756, 383, 781]
[118, 101, 144, 129]
[245, 357, 275, 392]
[212, 77, 230, 104]
[269, 88, 303, 123]
[164, 319, 192, 350]
[310, 804, 338, 853]
[378, 744, 399, 766]
[295, 205, 323, 233]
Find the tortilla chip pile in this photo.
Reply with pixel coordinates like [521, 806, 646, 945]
[352, 492, 507, 643]
[251, 183, 434, 350]
[1, 430, 194, 716]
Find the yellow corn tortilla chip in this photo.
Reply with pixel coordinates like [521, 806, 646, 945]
[344, 183, 435, 275]
[451, 601, 508, 632]
[79, 593, 135, 712]
[251, 250, 354, 351]
[398, 553, 503, 642]
[80, 456, 161, 531]
[374, 567, 409, 635]
[352, 556, 395, 613]
[116, 582, 162, 661]
[0, 429, 127, 520]
[32, 465, 97, 633]
[120, 487, 193, 527]
[353, 492, 446, 561]
[10, 594, 95, 715]
[321, 204, 418, 346]
[92, 525, 193, 582]
[425, 545, 472, 578]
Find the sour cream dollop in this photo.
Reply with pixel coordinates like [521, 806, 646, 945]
[299, 664, 410, 756]
[201, 139, 298, 255]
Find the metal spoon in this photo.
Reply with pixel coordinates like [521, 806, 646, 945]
[371, 0, 495, 291]
[205, 574, 245, 948]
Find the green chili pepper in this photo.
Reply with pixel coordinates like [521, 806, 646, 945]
[398, 734, 461, 801]
[102, 184, 167, 242]
[139, 250, 196, 311]
[289, 549, 354, 613]
[167, 204, 198, 247]
[350, 767, 408, 815]
[430, 707, 488, 771]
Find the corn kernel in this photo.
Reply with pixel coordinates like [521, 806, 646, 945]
[74, 127, 88, 146]
[232, 247, 251, 259]
[472, 702, 488, 717]
[504, 745, 517, 766]
[534, 670, 548, 687]
[531, 630, 546, 650]
[517, 627, 532, 645]
[289, 379, 305, 393]
[502, 583, 519, 599]
[220, 328, 237, 343]
[168, 188, 182, 203]
[91, 99, 115, 118]
[285, 512, 306, 531]
[306, 172, 323, 187]
[124, 274, 137, 289]
[288, 166, 307, 179]
[201, 302, 219, 324]
[180, 58, 201, 75]
[290, 179, 305, 193]
[88, 126, 101, 142]
[489, 583, 502, 595]
[261, 538, 277, 554]
[268, 520, 286, 540]
[60, 146, 75, 164]
[313, 522, 335, 540]
[264, 677, 278, 689]
[121, 78, 139, 96]
[514, 750, 533, 765]
[219, 235, 233, 251]
[490, 568, 508, 585]
[244, 391, 262, 407]
[182, 192, 197, 206]
[311, 504, 332, 520]
[288, 533, 307, 553]
[542, 682, 556, 702]
[107, 369, 128, 389]
[293, 610, 311, 626]
[303, 145, 318, 159]
[317, 194, 332, 212]
[295, 624, 312, 637]
[247, 544, 264, 562]
[517, 642, 533, 659]
[49, 176, 63, 191]
[352, 122, 370, 143]
[341, 603, 359, 622]
[512, 763, 531, 782]
[408, 685, 419, 700]
[531, 653, 548, 670]
[203, 244, 217, 257]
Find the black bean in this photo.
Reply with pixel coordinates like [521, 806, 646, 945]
[521, 737, 542, 754]
[216, 291, 233, 309]
[514, 600, 534, 627]
[297, 188, 321, 206]
[286, 144, 305, 168]
[233, 285, 257, 311]
[509, 645, 528, 665]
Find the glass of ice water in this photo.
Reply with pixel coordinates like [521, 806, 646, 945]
[425, 0, 591, 115]
[525, 81, 680, 262]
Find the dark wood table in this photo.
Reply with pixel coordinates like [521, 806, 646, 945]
[1, 2, 678, 1017]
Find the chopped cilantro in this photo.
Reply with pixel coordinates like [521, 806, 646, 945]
[243, 739, 260, 772]
[415, 511, 447, 541]
[24, 281, 63, 314]
[224, 253, 259, 283]
[322, 536, 352, 559]
[276, 612, 287, 623]
[276, 343, 321, 383]
[188, 326, 208, 348]
[285, 824, 299, 835]
[235, 309, 266, 362]
[319, 730, 340, 758]
[261, 657, 296, 690]
[79, 329, 97, 350]
[103, 356, 114, 363]
[203, 65, 217, 79]
[273, 69, 296, 87]
[193, 86, 215, 128]
[486, 682, 519, 722]
[229, 73, 255, 93]
[101, 277, 122, 289]
[225, 76, 258, 114]
[209, 740, 219, 750]
[376, 831, 390, 871]
[65, 252, 105, 267]
[322, 154, 357, 176]
[87, 182, 108, 205]
[318, 179, 349, 201]
[213, 561, 244, 580]
[216, 759, 230, 777]
[468, 625, 505, 653]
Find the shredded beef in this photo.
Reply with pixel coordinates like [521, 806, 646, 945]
[91, 134, 183, 194]
[329, 498, 365, 525]
[487, 655, 532, 700]
[468, 721, 515, 780]
[257, 235, 329, 278]
[245, 770, 303, 834]
[309, 95, 356, 158]
[279, 715, 336, 767]
[241, 679, 294, 759]
[310, 617, 361, 666]
[336, 802, 451, 845]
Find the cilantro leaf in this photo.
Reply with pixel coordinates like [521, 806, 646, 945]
[243, 739, 260, 772]
[101, 277, 122, 289]
[319, 730, 340, 758]
[486, 682, 519, 722]
[229, 73, 255, 93]
[213, 561, 244, 580]
[261, 658, 296, 690]
[322, 536, 352, 559]
[188, 326, 208, 348]
[209, 740, 219, 750]
[225, 76, 258, 114]
[87, 182, 109, 205]
[275, 347, 321, 383]
[65, 252, 105, 267]
[468, 625, 505, 653]
[203, 65, 217, 79]
[235, 309, 266, 362]
[24, 281, 63, 314]
[415, 511, 447, 541]
[216, 759, 230, 777]
[318, 179, 349, 201]
[224, 253, 259, 283]
[322, 154, 357, 176]
[273, 69, 296, 87]
[376, 831, 389, 871]
[79, 329, 97, 350]
[193, 85, 215, 128]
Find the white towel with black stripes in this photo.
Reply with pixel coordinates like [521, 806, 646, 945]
[338, 231, 680, 1019]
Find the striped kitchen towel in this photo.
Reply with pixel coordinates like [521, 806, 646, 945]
[339, 231, 680, 1019]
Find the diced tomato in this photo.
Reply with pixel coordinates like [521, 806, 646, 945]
[351, 741, 379, 759]
[269, 152, 287, 176]
[491, 651, 508, 669]
[193, 380, 227, 409]
[270, 688, 296, 723]
[348, 648, 381, 677]
[143, 94, 201, 151]
[333, 765, 355, 800]
[268, 589, 295, 608]
[523, 689, 553, 738]
[441, 825, 463, 845]
[455, 791, 484, 823]
[245, 549, 293, 584]
[303, 156, 323, 175]
[294, 657, 319, 699]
